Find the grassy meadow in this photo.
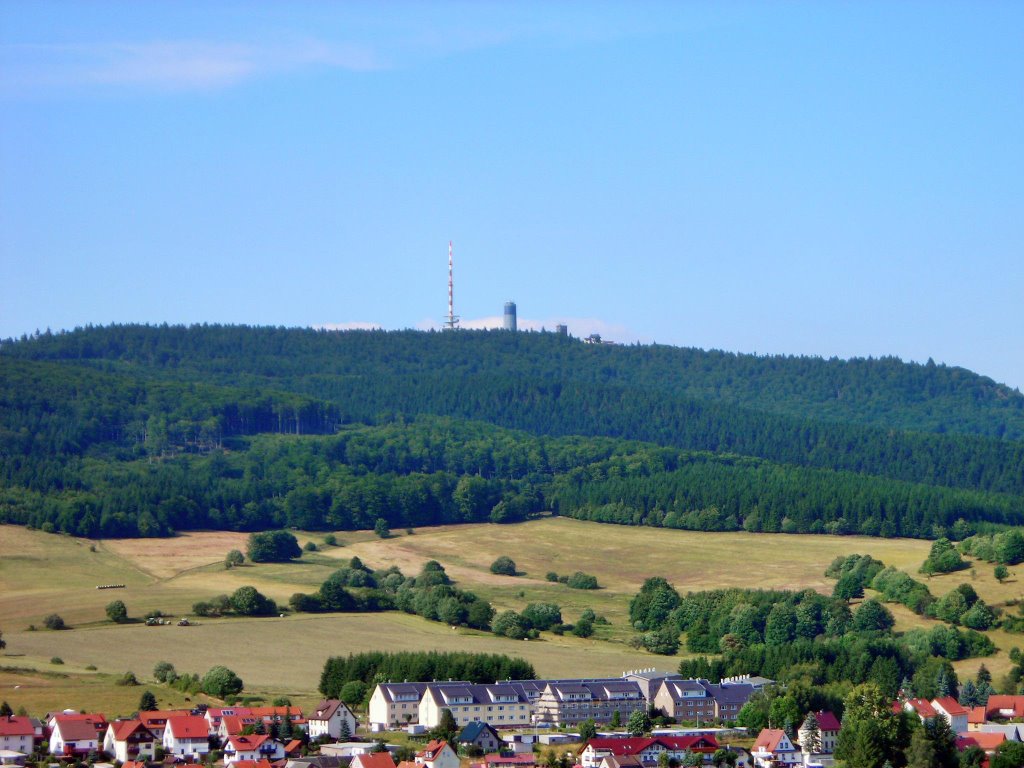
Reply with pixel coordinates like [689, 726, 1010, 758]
[3, 518, 1024, 716]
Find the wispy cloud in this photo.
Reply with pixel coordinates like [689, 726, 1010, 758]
[1, 38, 381, 92]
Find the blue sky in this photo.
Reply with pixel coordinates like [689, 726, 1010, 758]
[2, 1, 1022, 388]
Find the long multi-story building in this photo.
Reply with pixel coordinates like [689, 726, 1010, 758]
[652, 678, 755, 723]
[533, 680, 646, 727]
[419, 684, 532, 729]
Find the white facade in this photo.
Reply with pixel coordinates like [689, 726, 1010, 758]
[308, 701, 357, 740]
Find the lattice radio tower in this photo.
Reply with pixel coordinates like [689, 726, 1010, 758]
[444, 240, 460, 330]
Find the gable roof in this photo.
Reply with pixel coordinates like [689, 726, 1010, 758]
[0, 717, 35, 737]
[54, 718, 100, 742]
[459, 722, 500, 743]
[968, 706, 987, 725]
[986, 695, 1024, 719]
[232, 761, 275, 768]
[752, 730, 791, 753]
[229, 734, 273, 751]
[418, 740, 454, 761]
[583, 737, 719, 756]
[311, 701, 349, 722]
[904, 699, 937, 719]
[110, 720, 155, 741]
[957, 732, 1006, 751]
[284, 740, 303, 754]
[167, 715, 209, 740]
[353, 753, 398, 768]
[813, 711, 841, 732]
[222, 715, 262, 734]
[933, 697, 968, 716]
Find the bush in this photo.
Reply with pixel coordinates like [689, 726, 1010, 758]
[201, 665, 243, 698]
[225, 550, 245, 568]
[106, 600, 128, 623]
[50, 657, 63, 665]
[324, 534, 338, 547]
[117, 671, 139, 686]
[247, 531, 301, 563]
[43, 614, 66, 630]
[546, 571, 559, 582]
[340, 680, 368, 707]
[490, 556, 518, 576]
[492, 610, 529, 640]
[304, 541, 318, 552]
[154, 661, 177, 683]
[566, 572, 600, 590]
[230, 586, 278, 616]
[374, 518, 391, 539]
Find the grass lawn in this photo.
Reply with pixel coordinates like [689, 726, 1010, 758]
[3, 518, 1021, 716]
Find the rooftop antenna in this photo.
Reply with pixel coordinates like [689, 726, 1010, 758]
[445, 240, 460, 330]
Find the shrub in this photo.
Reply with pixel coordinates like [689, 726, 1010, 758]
[225, 550, 245, 568]
[246, 531, 301, 563]
[324, 534, 338, 546]
[117, 671, 139, 686]
[230, 586, 278, 616]
[106, 600, 128, 623]
[546, 572, 559, 582]
[43, 614, 66, 630]
[566, 572, 600, 590]
[490, 556, 518, 576]
[492, 610, 529, 640]
[304, 541, 318, 552]
[50, 657, 63, 665]
[374, 518, 391, 539]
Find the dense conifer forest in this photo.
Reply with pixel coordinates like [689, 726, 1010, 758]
[1, 324, 1022, 539]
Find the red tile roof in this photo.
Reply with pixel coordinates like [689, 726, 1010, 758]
[904, 699, 938, 719]
[222, 715, 261, 735]
[0, 716, 35, 737]
[418, 740, 453, 761]
[54, 717, 100, 742]
[968, 706, 987, 725]
[167, 715, 209, 740]
[354, 753, 398, 768]
[482, 755, 538, 766]
[110, 720, 154, 741]
[753, 730, 789, 753]
[249, 707, 303, 720]
[231, 761, 274, 768]
[229, 734, 273, 751]
[957, 733, 1006, 752]
[813, 710, 841, 732]
[284, 739, 303, 754]
[933, 697, 968, 716]
[985, 695, 1024, 719]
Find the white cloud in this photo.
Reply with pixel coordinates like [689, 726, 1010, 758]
[1, 38, 381, 92]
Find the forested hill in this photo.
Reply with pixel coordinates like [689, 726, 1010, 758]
[6, 324, 1022, 440]
[1, 324, 1022, 540]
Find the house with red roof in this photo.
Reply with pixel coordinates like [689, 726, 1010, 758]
[204, 707, 253, 735]
[967, 706, 987, 731]
[579, 736, 720, 768]
[751, 729, 800, 768]
[901, 699, 938, 723]
[798, 711, 841, 755]
[224, 734, 286, 766]
[307, 700, 356, 741]
[415, 739, 459, 768]
[985, 695, 1024, 721]
[162, 715, 210, 760]
[956, 732, 1006, 756]
[49, 716, 103, 757]
[139, 710, 191, 741]
[229, 760, 275, 768]
[351, 752, 398, 768]
[102, 720, 157, 762]
[248, 707, 306, 733]
[219, 715, 262, 740]
[0, 716, 36, 755]
[932, 698, 969, 733]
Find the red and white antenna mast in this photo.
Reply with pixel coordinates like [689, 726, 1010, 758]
[445, 240, 460, 330]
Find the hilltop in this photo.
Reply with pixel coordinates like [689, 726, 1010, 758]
[1, 324, 1022, 539]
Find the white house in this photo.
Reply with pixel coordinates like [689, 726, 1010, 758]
[49, 717, 102, 757]
[415, 740, 460, 768]
[931, 698, 968, 734]
[0, 717, 35, 756]
[307, 700, 357, 741]
[162, 715, 210, 760]
[103, 721, 156, 763]
[751, 730, 800, 768]
[223, 734, 285, 765]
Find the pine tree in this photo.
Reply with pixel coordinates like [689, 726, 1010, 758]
[0, 702, 12, 717]
[800, 712, 821, 755]
[280, 709, 293, 741]
[936, 669, 951, 698]
[906, 726, 936, 768]
[959, 680, 978, 707]
[339, 718, 352, 743]
[138, 690, 158, 712]
[977, 664, 993, 685]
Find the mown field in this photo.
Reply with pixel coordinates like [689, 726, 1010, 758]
[2, 519, 1022, 717]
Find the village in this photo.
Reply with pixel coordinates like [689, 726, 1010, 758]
[4, 670, 1024, 768]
